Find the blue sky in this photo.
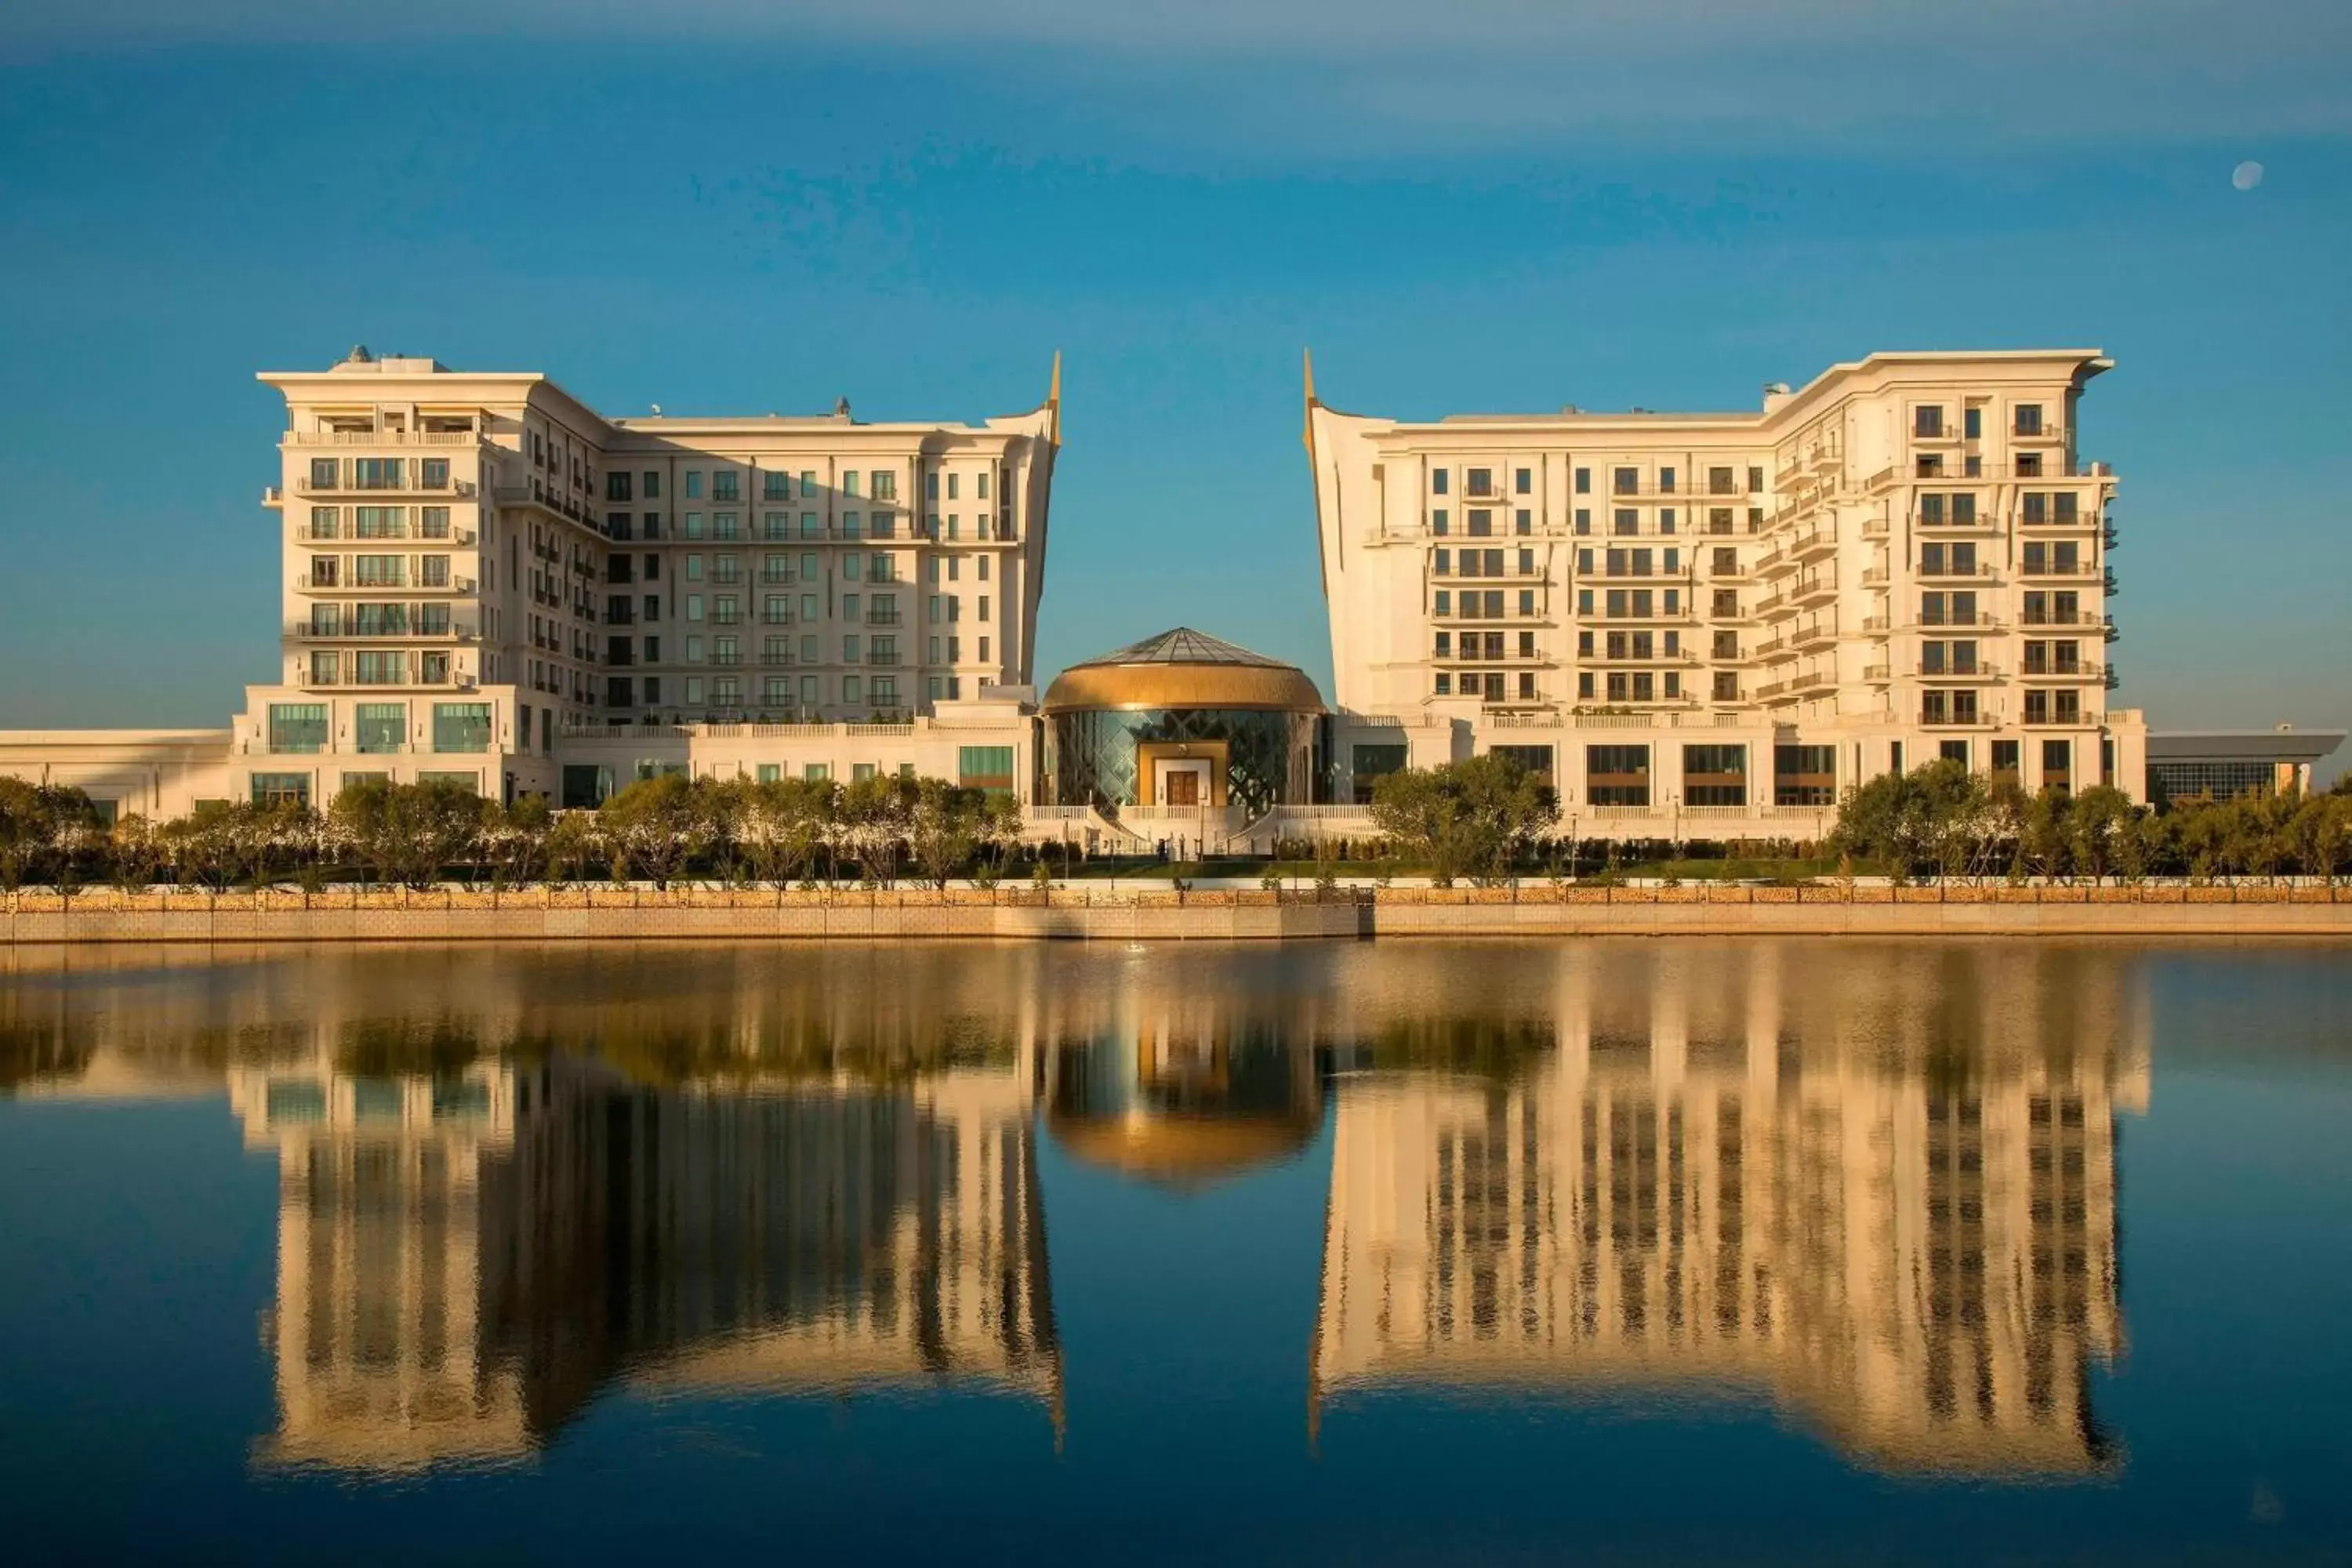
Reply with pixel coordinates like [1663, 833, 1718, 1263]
[2, 2, 2348, 742]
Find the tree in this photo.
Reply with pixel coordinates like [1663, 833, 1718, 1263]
[329, 780, 484, 889]
[909, 779, 987, 888]
[975, 793, 1025, 879]
[1831, 760, 1987, 880]
[543, 811, 603, 887]
[597, 774, 709, 888]
[0, 780, 101, 890]
[2020, 788, 2071, 882]
[2067, 786, 2137, 885]
[483, 796, 552, 887]
[1370, 755, 1558, 884]
[837, 774, 916, 887]
[739, 777, 833, 888]
[107, 815, 164, 892]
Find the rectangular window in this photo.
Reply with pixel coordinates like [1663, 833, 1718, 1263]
[250, 773, 310, 808]
[2014, 404, 2044, 437]
[432, 702, 492, 753]
[1914, 406, 1944, 438]
[354, 702, 405, 753]
[684, 471, 704, 499]
[1574, 467, 1591, 495]
[1683, 744, 1745, 806]
[1613, 467, 1639, 495]
[1773, 744, 1838, 807]
[353, 457, 404, 489]
[1586, 745, 1651, 807]
[268, 703, 328, 754]
[958, 746, 1015, 796]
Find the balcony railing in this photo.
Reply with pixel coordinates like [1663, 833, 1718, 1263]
[285, 617, 479, 641]
[285, 429, 483, 447]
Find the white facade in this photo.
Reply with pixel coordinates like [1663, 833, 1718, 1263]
[1308, 350, 2150, 833]
[0, 350, 1057, 815]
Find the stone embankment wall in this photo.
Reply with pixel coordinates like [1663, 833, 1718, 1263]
[5, 884, 2352, 942]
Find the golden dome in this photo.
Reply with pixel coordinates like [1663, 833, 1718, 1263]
[1040, 627, 1325, 713]
[1046, 1109, 1318, 1189]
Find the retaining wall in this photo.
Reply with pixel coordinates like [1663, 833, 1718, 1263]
[6, 884, 2352, 942]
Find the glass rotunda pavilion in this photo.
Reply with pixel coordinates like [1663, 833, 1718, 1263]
[1040, 629, 1324, 816]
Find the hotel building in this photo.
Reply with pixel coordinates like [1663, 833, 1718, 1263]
[1308, 350, 2153, 831]
[0, 344, 2329, 837]
[0, 349, 1061, 816]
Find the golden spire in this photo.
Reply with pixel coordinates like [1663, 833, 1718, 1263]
[1301, 347, 1318, 452]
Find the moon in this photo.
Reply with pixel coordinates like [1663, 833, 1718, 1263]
[2233, 161, 2264, 191]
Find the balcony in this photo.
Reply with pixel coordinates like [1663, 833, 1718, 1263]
[2018, 559, 2100, 580]
[1917, 561, 1996, 582]
[1791, 573, 1837, 608]
[866, 611, 903, 626]
[285, 428, 484, 448]
[285, 617, 479, 641]
[1918, 662, 2002, 682]
[2009, 423, 2067, 444]
[1788, 621, 1835, 652]
[2020, 610, 2113, 631]
[1863, 663, 1890, 682]
[2023, 660, 2107, 682]
[1986, 459, 2112, 480]
[1918, 706, 1998, 729]
[292, 474, 477, 499]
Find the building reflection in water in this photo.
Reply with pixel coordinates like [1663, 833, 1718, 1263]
[1311, 946, 2149, 1476]
[2, 941, 2147, 1479]
[204, 949, 1069, 1475]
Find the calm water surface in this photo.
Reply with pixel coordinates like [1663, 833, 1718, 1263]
[4, 939, 2350, 1565]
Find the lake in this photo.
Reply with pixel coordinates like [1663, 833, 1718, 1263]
[3, 939, 2350, 1564]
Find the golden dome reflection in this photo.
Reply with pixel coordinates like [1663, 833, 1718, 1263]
[1046, 1109, 1319, 1189]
